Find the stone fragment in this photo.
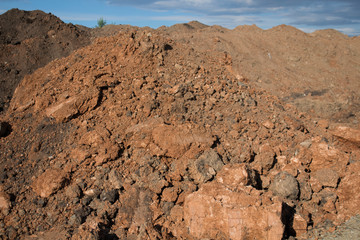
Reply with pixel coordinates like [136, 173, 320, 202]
[70, 147, 91, 163]
[270, 171, 299, 200]
[252, 144, 276, 174]
[100, 189, 118, 204]
[310, 142, 348, 173]
[317, 119, 329, 129]
[152, 124, 214, 158]
[45, 89, 100, 122]
[189, 149, 224, 184]
[32, 169, 68, 198]
[331, 125, 360, 144]
[337, 165, 360, 218]
[147, 171, 168, 194]
[108, 169, 123, 189]
[299, 181, 313, 201]
[71, 217, 101, 240]
[263, 120, 275, 129]
[316, 189, 338, 213]
[79, 127, 121, 165]
[300, 139, 312, 148]
[184, 181, 284, 239]
[65, 184, 82, 199]
[83, 188, 101, 198]
[311, 168, 339, 188]
[0, 187, 11, 214]
[162, 187, 179, 202]
[292, 214, 308, 237]
[216, 163, 254, 191]
[24, 228, 70, 240]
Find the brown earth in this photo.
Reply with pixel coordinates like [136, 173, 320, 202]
[159, 22, 360, 126]
[0, 9, 91, 112]
[0, 9, 360, 240]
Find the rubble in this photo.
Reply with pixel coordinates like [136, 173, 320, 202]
[0, 9, 359, 240]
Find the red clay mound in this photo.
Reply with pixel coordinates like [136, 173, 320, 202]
[0, 9, 91, 112]
[0, 24, 359, 239]
[0, 10, 360, 239]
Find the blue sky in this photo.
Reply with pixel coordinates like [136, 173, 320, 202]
[1, 0, 359, 35]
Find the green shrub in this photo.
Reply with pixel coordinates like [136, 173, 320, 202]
[96, 17, 107, 28]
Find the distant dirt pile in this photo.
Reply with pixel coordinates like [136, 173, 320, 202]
[160, 22, 360, 126]
[0, 9, 360, 240]
[0, 9, 91, 111]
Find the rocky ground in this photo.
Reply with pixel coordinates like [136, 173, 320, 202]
[0, 9, 360, 240]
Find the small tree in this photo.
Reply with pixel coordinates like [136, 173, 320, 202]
[97, 17, 107, 28]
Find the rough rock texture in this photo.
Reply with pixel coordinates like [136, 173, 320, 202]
[184, 182, 284, 240]
[317, 215, 360, 240]
[32, 169, 69, 198]
[331, 126, 360, 145]
[336, 162, 360, 221]
[270, 171, 299, 200]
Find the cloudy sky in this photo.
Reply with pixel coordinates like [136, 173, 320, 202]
[1, 0, 359, 35]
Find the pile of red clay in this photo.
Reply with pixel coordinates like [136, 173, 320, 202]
[0, 9, 360, 240]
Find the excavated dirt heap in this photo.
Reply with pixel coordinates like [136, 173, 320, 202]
[160, 22, 360, 126]
[0, 9, 90, 112]
[1, 25, 360, 239]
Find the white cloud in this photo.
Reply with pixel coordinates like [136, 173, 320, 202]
[103, 0, 360, 34]
[183, 0, 213, 6]
[298, 27, 317, 33]
[335, 27, 358, 35]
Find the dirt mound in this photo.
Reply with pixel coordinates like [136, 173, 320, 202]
[0, 21, 360, 239]
[160, 23, 360, 126]
[158, 21, 209, 38]
[0, 9, 91, 112]
[0, 10, 360, 239]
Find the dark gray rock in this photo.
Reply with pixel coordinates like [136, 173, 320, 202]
[317, 214, 360, 240]
[108, 169, 123, 189]
[100, 189, 118, 204]
[73, 205, 91, 224]
[189, 149, 224, 184]
[270, 171, 299, 200]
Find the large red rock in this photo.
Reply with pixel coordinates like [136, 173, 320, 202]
[216, 163, 254, 191]
[336, 162, 360, 221]
[252, 143, 276, 174]
[310, 168, 339, 188]
[32, 168, 68, 198]
[184, 181, 284, 239]
[151, 124, 215, 158]
[78, 126, 121, 165]
[309, 141, 348, 177]
[331, 126, 360, 144]
[44, 88, 99, 122]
